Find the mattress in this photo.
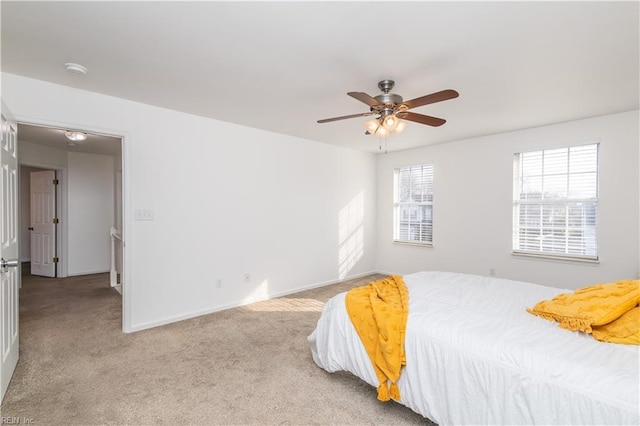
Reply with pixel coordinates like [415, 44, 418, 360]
[308, 271, 640, 425]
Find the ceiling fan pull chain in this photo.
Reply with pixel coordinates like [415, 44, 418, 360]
[378, 135, 389, 154]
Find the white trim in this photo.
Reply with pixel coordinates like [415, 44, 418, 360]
[128, 270, 379, 332]
[121, 133, 132, 333]
[66, 269, 111, 276]
[58, 169, 67, 278]
[392, 240, 433, 248]
[375, 269, 401, 277]
[511, 251, 600, 264]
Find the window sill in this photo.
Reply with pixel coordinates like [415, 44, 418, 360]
[393, 240, 433, 248]
[511, 251, 599, 264]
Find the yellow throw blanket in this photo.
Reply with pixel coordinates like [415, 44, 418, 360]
[527, 279, 640, 345]
[345, 275, 409, 402]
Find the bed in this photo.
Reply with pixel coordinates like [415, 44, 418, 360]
[308, 271, 640, 425]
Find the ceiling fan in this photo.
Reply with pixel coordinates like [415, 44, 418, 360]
[317, 79, 459, 137]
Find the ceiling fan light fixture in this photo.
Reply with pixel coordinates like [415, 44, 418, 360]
[364, 118, 380, 133]
[64, 131, 88, 142]
[374, 126, 389, 137]
[382, 114, 399, 131]
[395, 120, 407, 133]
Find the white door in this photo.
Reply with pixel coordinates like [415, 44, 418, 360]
[30, 170, 56, 277]
[0, 101, 20, 403]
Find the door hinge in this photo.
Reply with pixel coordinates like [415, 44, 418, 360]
[52, 179, 59, 185]
[53, 218, 59, 224]
[53, 257, 59, 263]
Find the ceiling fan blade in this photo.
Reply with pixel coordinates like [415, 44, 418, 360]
[317, 112, 374, 123]
[400, 112, 446, 127]
[401, 89, 459, 110]
[347, 92, 381, 108]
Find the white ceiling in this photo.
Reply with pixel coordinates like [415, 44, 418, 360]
[2, 1, 638, 154]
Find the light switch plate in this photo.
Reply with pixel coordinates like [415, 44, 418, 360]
[135, 209, 154, 221]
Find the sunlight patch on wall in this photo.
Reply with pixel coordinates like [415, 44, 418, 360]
[338, 191, 364, 279]
[242, 279, 270, 305]
[242, 298, 324, 312]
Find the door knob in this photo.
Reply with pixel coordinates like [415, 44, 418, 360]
[28, 227, 34, 230]
[1, 257, 19, 273]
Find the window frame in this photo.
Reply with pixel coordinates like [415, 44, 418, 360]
[512, 143, 599, 262]
[393, 164, 434, 246]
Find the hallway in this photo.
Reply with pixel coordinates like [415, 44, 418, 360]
[18, 265, 120, 332]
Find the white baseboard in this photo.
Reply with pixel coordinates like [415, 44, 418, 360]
[375, 269, 401, 276]
[67, 269, 110, 277]
[127, 270, 381, 333]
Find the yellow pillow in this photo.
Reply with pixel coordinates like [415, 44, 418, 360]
[527, 279, 640, 333]
[592, 306, 640, 345]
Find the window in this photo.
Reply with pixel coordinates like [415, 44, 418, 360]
[513, 143, 598, 260]
[394, 165, 433, 244]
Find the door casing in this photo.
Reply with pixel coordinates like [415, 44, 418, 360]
[14, 117, 131, 333]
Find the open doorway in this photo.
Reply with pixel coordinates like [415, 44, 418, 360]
[17, 123, 123, 290]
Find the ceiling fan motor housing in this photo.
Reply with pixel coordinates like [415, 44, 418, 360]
[374, 92, 403, 106]
[374, 79, 403, 115]
[374, 93, 404, 119]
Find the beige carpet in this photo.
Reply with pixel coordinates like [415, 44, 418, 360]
[0, 270, 434, 425]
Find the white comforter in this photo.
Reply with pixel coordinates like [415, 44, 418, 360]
[308, 271, 640, 425]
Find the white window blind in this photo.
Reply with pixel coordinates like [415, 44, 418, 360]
[394, 165, 433, 244]
[513, 143, 598, 260]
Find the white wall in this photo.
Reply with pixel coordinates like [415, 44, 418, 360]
[67, 152, 114, 275]
[19, 139, 67, 169]
[10, 72, 631, 333]
[376, 111, 639, 289]
[2, 73, 378, 332]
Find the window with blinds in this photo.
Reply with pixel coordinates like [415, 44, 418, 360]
[394, 165, 433, 245]
[513, 143, 598, 260]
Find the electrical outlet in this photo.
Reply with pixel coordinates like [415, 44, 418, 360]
[216, 278, 222, 288]
[244, 273, 251, 283]
[489, 268, 496, 277]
